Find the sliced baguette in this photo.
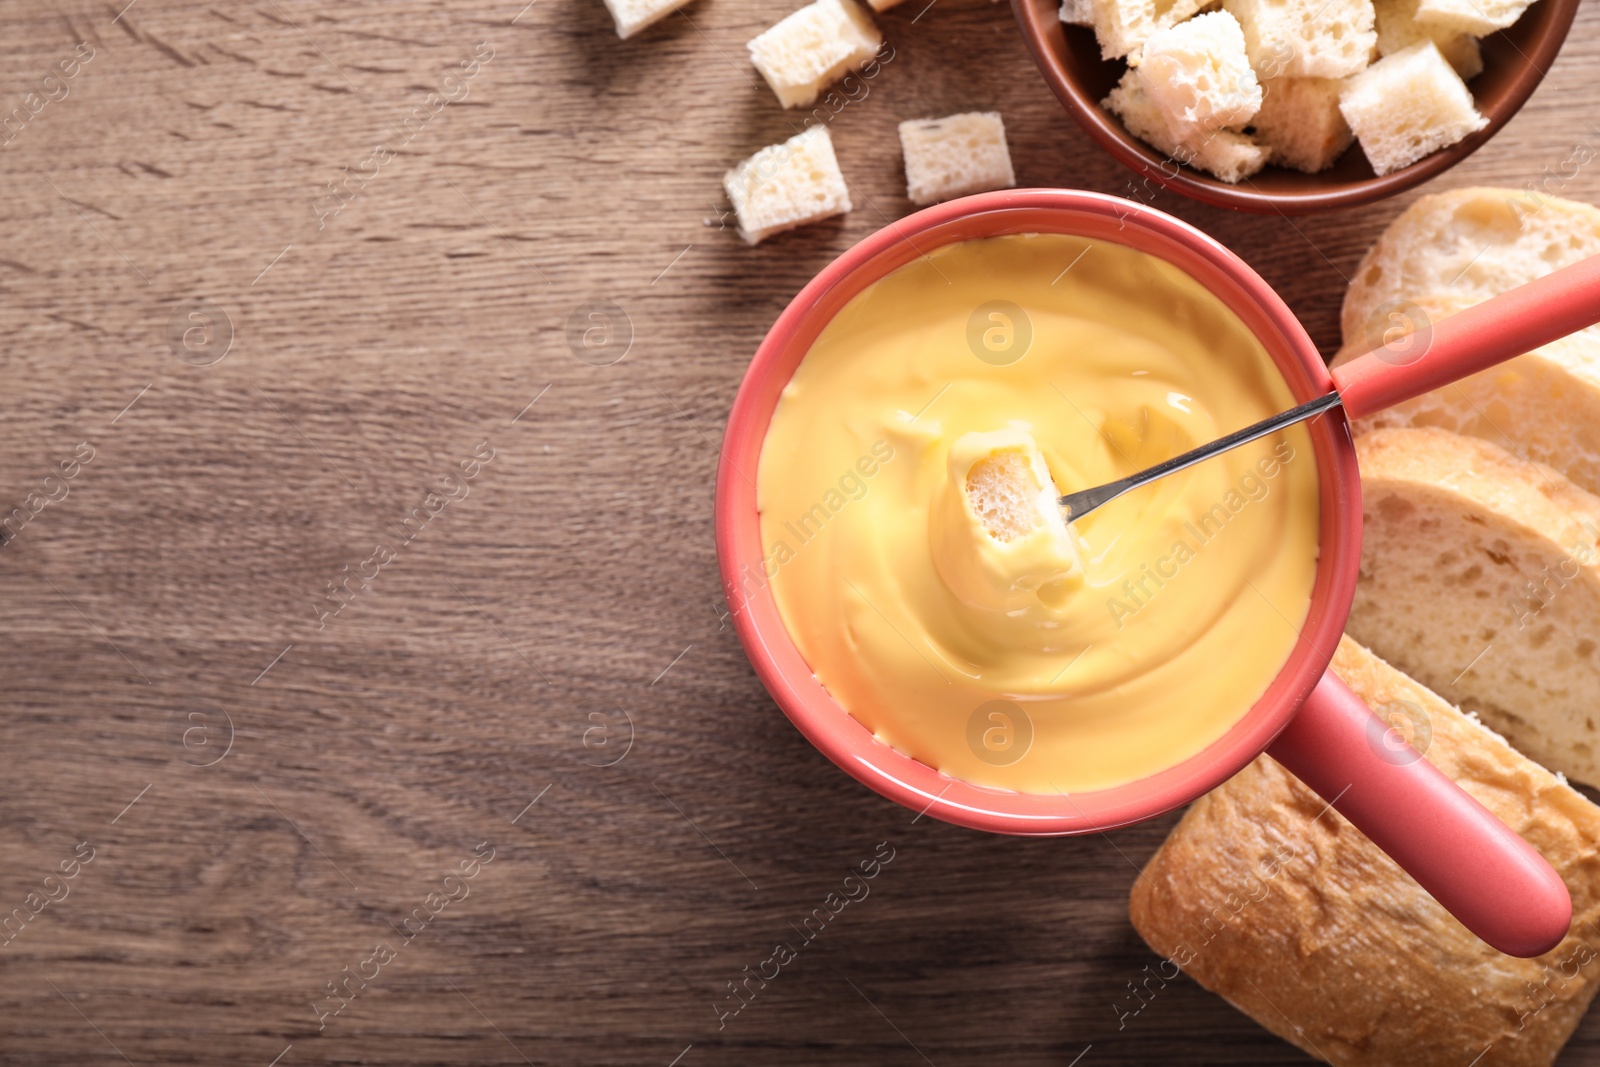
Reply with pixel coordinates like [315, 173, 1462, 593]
[1336, 188, 1600, 497]
[1347, 426, 1600, 787]
[1129, 635, 1600, 1067]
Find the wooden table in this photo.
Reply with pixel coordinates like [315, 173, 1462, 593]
[2, 0, 1597, 1062]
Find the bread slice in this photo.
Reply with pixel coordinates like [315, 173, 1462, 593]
[723, 126, 852, 245]
[602, 0, 697, 38]
[1417, 0, 1535, 35]
[1249, 76, 1353, 172]
[747, 0, 883, 110]
[1138, 11, 1263, 135]
[1341, 187, 1600, 364]
[1339, 41, 1486, 176]
[1374, 0, 1482, 79]
[898, 112, 1016, 206]
[1085, 0, 1211, 60]
[1104, 69, 1271, 183]
[1335, 189, 1600, 497]
[1348, 426, 1600, 788]
[1223, 0, 1377, 79]
[1129, 635, 1600, 1067]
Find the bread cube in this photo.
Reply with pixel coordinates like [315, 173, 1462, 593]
[898, 112, 1016, 206]
[602, 0, 696, 38]
[1138, 11, 1262, 136]
[1416, 0, 1534, 34]
[1339, 41, 1486, 176]
[747, 0, 883, 110]
[1249, 76, 1353, 172]
[1104, 69, 1271, 183]
[1085, 0, 1210, 60]
[1059, 0, 1095, 24]
[1223, 0, 1377, 79]
[1375, 0, 1482, 78]
[723, 126, 852, 245]
[865, 0, 906, 11]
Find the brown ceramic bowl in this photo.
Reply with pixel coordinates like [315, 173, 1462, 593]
[1013, 0, 1581, 213]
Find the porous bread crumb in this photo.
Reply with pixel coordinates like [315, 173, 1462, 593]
[722, 126, 852, 245]
[1104, 69, 1271, 183]
[1338, 41, 1485, 176]
[1223, 0, 1378, 79]
[1138, 11, 1262, 135]
[747, 0, 883, 109]
[898, 112, 1016, 206]
[1249, 76, 1353, 173]
[1083, 0, 1211, 60]
[1374, 0, 1483, 79]
[966, 450, 1042, 542]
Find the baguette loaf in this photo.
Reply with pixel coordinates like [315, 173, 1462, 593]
[1336, 188, 1600, 498]
[1129, 636, 1600, 1067]
[1348, 426, 1600, 788]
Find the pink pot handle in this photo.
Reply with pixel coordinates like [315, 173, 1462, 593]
[1333, 253, 1600, 420]
[1266, 670, 1571, 958]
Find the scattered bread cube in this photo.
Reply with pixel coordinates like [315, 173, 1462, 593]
[1223, 0, 1377, 79]
[1086, 0, 1210, 60]
[1059, 0, 1095, 24]
[601, 0, 696, 38]
[1375, 0, 1482, 78]
[723, 126, 852, 245]
[747, 0, 884, 110]
[898, 111, 1016, 206]
[1417, 0, 1535, 35]
[1104, 69, 1271, 183]
[1131, 635, 1600, 1067]
[1138, 11, 1262, 136]
[1339, 41, 1485, 176]
[1249, 76, 1353, 172]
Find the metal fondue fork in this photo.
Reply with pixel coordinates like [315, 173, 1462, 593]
[1058, 391, 1342, 522]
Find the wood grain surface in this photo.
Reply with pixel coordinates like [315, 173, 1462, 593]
[2, 0, 1599, 1063]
